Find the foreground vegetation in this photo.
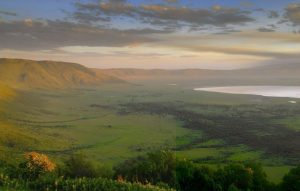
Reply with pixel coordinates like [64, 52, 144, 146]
[0, 150, 299, 191]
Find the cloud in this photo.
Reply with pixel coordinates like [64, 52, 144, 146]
[74, 1, 255, 27]
[0, 45, 274, 70]
[57, 45, 171, 57]
[152, 31, 300, 61]
[0, 19, 169, 50]
[268, 10, 279, 18]
[285, 3, 300, 25]
[257, 27, 275, 32]
[24, 18, 34, 27]
[109, 0, 127, 3]
[164, 0, 178, 3]
[1, 16, 298, 62]
[213, 26, 241, 35]
[72, 11, 110, 23]
[239, 1, 254, 8]
[0, 10, 17, 17]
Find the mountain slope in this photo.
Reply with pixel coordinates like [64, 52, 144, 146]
[0, 83, 16, 101]
[94, 68, 224, 81]
[0, 58, 123, 89]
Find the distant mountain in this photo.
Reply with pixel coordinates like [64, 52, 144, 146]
[96, 63, 300, 86]
[1, 58, 299, 88]
[94, 68, 223, 81]
[0, 59, 123, 89]
[237, 62, 300, 78]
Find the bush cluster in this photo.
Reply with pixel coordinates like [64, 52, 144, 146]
[0, 150, 299, 191]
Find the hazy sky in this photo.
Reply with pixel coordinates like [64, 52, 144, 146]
[0, 0, 300, 69]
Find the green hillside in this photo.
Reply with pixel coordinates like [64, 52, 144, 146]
[0, 58, 123, 89]
[0, 83, 16, 101]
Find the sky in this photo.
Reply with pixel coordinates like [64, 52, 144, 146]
[0, 0, 300, 69]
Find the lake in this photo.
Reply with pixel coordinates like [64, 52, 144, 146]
[194, 86, 300, 99]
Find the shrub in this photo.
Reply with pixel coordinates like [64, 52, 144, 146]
[0, 150, 289, 191]
[53, 177, 175, 191]
[2, 176, 175, 191]
[18, 152, 56, 180]
[114, 150, 176, 185]
[215, 163, 253, 190]
[62, 154, 98, 178]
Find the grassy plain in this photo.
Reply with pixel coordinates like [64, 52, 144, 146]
[0, 83, 299, 183]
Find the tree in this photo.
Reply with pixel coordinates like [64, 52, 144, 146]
[175, 159, 219, 191]
[215, 164, 253, 191]
[280, 166, 300, 191]
[245, 162, 275, 191]
[228, 184, 240, 191]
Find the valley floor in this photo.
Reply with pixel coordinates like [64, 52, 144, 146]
[1, 83, 299, 183]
